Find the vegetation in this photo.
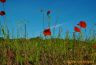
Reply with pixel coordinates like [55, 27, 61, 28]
[0, 1, 96, 65]
[0, 34, 96, 65]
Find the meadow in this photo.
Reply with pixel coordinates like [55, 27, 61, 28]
[0, 33, 96, 65]
[0, 0, 96, 65]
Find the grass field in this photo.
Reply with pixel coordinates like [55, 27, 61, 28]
[0, 36, 96, 65]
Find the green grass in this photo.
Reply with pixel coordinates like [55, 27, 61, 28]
[0, 38, 96, 65]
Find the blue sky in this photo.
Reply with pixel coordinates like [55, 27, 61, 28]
[0, 0, 96, 38]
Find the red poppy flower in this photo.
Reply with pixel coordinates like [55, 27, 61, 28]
[0, 0, 6, 3]
[0, 11, 5, 16]
[47, 10, 51, 15]
[74, 26, 81, 32]
[43, 28, 51, 36]
[77, 21, 87, 28]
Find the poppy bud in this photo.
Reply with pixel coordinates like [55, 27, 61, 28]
[0, 0, 6, 3]
[47, 10, 51, 16]
[0, 11, 5, 16]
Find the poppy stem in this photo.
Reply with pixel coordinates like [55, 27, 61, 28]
[53, 24, 56, 38]
[2, 3, 6, 24]
[42, 10, 44, 30]
[2, 2, 8, 39]
[53, 15, 58, 38]
[47, 15, 51, 28]
[24, 24, 27, 39]
[79, 27, 82, 40]
[47, 16, 51, 38]
[0, 22, 1, 37]
[85, 28, 87, 41]
[58, 26, 62, 38]
[41, 9, 45, 37]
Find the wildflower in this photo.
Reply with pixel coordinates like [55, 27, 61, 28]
[43, 28, 51, 36]
[77, 21, 87, 28]
[0, 11, 5, 16]
[74, 26, 81, 32]
[0, 0, 6, 3]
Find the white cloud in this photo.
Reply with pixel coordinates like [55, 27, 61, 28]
[50, 24, 63, 30]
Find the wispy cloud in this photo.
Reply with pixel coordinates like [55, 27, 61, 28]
[50, 24, 63, 30]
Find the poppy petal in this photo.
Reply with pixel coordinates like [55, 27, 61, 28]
[74, 26, 81, 32]
[43, 28, 51, 36]
[78, 21, 87, 28]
